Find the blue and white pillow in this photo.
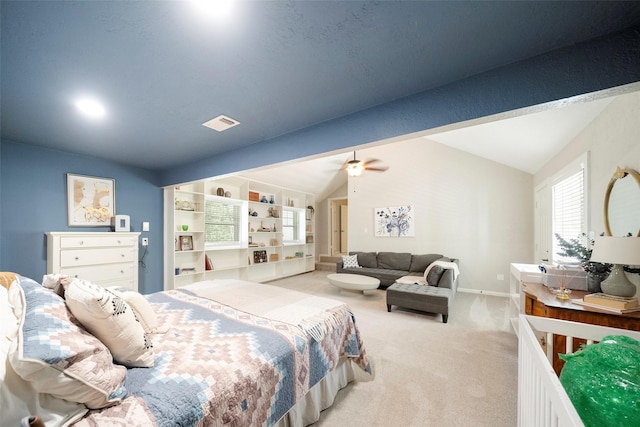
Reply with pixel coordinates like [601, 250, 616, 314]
[342, 254, 361, 269]
[9, 276, 127, 409]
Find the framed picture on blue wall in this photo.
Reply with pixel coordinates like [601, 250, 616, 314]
[67, 173, 115, 226]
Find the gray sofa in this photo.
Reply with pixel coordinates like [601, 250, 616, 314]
[336, 251, 457, 290]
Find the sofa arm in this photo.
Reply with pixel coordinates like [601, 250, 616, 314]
[437, 259, 459, 294]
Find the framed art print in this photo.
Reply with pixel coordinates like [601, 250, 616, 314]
[67, 173, 115, 226]
[179, 235, 194, 251]
[374, 205, 415, 237]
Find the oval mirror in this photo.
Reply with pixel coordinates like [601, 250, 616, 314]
[604, 167, 640, 237]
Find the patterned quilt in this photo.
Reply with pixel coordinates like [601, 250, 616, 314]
[75, 288, 370, 426]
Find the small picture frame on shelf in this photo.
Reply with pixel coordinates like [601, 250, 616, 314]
[253, 250, 267, 263]
[306, 236, 314, 243]
[179, 235, 193, 251]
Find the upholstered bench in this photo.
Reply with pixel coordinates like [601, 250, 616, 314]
[386, 283, 453, 323]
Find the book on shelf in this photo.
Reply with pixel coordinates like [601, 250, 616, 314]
[571, 298, 640, 314]
[583, 293, 638, 309]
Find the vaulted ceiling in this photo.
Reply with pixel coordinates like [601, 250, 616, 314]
[2, 1, 640, 193]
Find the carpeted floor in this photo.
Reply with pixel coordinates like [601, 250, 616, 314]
[267, 270, 518, 426]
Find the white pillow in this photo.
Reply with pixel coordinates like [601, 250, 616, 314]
[342, 254, 361, 269]
[109, 288, 161, 334]
[64, 278, 154, 368]
[41, 273, 70, 298]
[8, 276, 127, 410]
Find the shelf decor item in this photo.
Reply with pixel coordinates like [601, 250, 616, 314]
[179, 235, 193, 251]
[67, 173, 115, 227]
[249, 191, 259, 202]
[253, 250, 267, 263]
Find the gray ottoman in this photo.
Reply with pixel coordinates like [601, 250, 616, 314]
[386, 282, 453, 323]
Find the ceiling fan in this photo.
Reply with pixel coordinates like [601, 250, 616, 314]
[343, 151, 388, 177]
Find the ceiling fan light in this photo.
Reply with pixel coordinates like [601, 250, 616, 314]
[347, 162, 363, 177]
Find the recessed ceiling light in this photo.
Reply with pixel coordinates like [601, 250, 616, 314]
[75, 98, 106, 118]
[191, 0, 234, 19]
[203, 114, 240, 132]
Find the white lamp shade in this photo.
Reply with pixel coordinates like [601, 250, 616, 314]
[590, 236, 640, 265]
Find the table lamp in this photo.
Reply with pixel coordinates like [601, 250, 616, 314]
[590, 236, 640, 298]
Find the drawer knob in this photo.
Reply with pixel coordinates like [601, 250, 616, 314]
[75, 257, 79, 260]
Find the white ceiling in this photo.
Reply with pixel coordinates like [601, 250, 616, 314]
[238, 94, 617, 200]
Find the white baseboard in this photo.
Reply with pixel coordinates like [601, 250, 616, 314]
[458, 287, 510, 298]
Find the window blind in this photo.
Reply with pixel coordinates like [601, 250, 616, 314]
[552, 167, 585, 263]
[204, 198, 241, 245]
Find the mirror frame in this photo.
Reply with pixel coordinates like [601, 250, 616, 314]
[603, 166, 640, 237]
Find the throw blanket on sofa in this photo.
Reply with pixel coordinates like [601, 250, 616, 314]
[74, 287, 370, 426]
[396, 260, 460, 286]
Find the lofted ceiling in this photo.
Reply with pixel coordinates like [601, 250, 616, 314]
[238, 94, 617, 200]
[2, 1, 640, 194]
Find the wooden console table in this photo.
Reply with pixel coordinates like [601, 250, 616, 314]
[522, 282, 640, 374]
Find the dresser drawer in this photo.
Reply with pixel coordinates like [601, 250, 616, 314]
[61, 262, 136, 284]
[59, 235, 138, 249]
[60, 247, 137, 267]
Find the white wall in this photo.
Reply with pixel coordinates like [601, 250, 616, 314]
[346, 138, 533, 294]
[534, 90, 640, 292]
[534, 90, 640, 234]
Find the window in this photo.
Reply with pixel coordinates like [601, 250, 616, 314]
[551, 154, 588, 264]
[282, 207, 305, 244]
[204, 196, 246, 248]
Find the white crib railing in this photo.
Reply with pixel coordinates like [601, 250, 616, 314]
[517, 314, 640, 427]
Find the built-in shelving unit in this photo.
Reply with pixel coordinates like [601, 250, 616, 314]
[164, 176, 315, 290]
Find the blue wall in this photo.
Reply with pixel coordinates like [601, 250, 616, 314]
[0, 141, 164, 294]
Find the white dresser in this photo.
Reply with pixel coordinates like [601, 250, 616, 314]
[46, 232, 140, 291]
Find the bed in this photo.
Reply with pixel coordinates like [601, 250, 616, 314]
[1, 273, 371, 426]
[518, 314, 640, 427]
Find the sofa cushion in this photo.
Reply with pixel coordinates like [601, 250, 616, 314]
[350, 252, 377, 268]
[377, 252, 412, 271]
[341, 254, 360, 268]
[426, 265, 446, 287]
[409, 254, 443, 273]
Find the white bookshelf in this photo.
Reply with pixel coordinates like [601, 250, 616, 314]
[164, 177, 315, 290]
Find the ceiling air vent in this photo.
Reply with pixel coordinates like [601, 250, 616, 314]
[202, 115, 240, 132]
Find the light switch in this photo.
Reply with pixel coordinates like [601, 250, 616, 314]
[142, 221, 150, 231]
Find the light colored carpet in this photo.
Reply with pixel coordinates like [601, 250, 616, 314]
[267, 271, 518, 426]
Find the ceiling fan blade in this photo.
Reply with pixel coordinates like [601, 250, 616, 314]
[365, 166, 389, 172]
[363, 158, 382, 165]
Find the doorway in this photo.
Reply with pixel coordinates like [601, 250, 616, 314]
[330, 198, 348, 256]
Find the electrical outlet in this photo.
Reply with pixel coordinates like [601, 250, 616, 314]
[142, 238, 149, 246]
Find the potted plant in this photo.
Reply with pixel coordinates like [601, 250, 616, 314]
[555, 233, 611, 293]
